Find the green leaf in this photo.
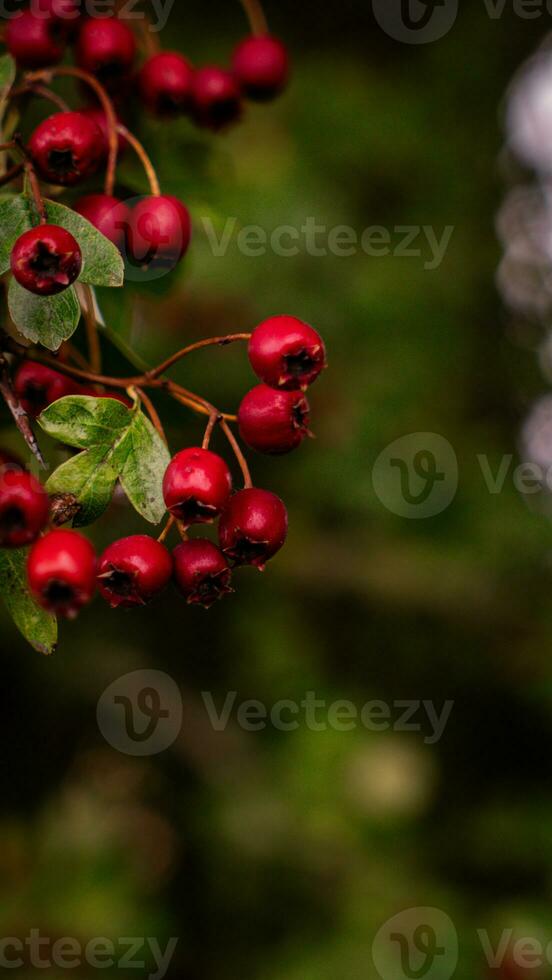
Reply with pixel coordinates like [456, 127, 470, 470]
[0, 194, 124, 287]
[8, 278, 81, 351]
[0, 548, 57, 656]
[40, 396, 170, 527]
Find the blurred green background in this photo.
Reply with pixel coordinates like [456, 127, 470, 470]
[2, 0, 552, 977]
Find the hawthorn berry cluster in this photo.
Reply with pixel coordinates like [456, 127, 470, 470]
[0, 3, 325, 650]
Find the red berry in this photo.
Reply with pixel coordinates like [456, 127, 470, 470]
[27, 529, 96, 618]
[97, 535, 173, 609]
[232, 35, 289, 102]
[191, 67, 242, 131]
[34, 0, 81, 19]
[248, 315, 327, 390]
[11, 226, 82, 296]
[78, 106, 129, 155]
[28, 111, 105, 186]
[0, 470, 49, 549]
[14, 361, 78, 417]
[6, 9, 66, 69]
[139, 51, 194, 117]
[129, 195, 192, 269]
[219, 488, 288, 569]
[238, 384, 311, 455]
[173, 539, 233, 608]
[74, 194, 130, 251]
[75, 17, 136, 91]
[163, 448, 232, 525]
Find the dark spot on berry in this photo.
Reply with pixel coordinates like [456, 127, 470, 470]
[292, 399, 309, 430]
[30, 241, 61, 278]
[284, 349, 315, 379]
[44, 579, 75, 608]
[101, 567, 136, 598]
[47, 148, 76, 176]
[0, 505, 25, 535]
[173, 498, 218, 524]
[226, 536, 268, 566]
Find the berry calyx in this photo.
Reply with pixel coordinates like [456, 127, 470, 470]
[6, 9, 66, 69]
[163, 448, 232, 525]
[74, 194, 130, 251]
[28, 111, 105, 186]
[27, 529, 97, 618]
[138, 52, 194, 117]
[129, 195, 192, 268]
[219, 488, 288, 569]
[232, 35, 289, 102]
[191, 66, 242, 131]
[173, 539, 233, 608]
[75, 16, 136, 91]
[11, 225, 82, 296]
[0, 471, 49, 549]
[14, 361, 78, 417]
[97, 535, 173, 609]
[238, 384, 311, 455]
[248, 315, 327, 390]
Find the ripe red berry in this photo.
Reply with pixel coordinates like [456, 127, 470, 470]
[78, 106, 129, 156]
[238, 384, 311, 455]
[0, 470, 49, 549]
[219, 488, 288, 569]
[97, 535, 173, 609]
[28, 111, 105, 186]
[173, 539, 233, 608]
[163, 448, 232, 525]
[248, 316, 326, 390]
[75, 17, 136, 91]
[191, 66, 242, 130]
[129, 195, 192, 269]
[74, 194, 130, 251]
[6, 9, 66, 69]
[27, 529, 96, 618]
[232, 35, 289, 102]
[11, 226, 82, 296]
[14, 361, 78, 417]
[138, 51, 194, 116]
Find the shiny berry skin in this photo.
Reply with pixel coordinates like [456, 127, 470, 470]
[238, 384, 311, 455]
[97, 535, 173, 609]
[6, 9, 66, 69]
[173, 539, 233, 609]
[249, 315, 327, 390]
[27, 529, 96, 618]
[11, 226, 82, 296]
[28, 111, 105, 186]
[219, 489, 288, 569]
[0, 471, 49, 549]
[139, 52, 194, 117]
[14, 361, 78, 417]
[78, 106, 129, 156]
[74, 194, 130, 251]
[232, 35, 289, 102]
[75, 17, 136, 90]
[129, 195, 192, 268]
[163, 448, 232, 525]
[191, 67, 242, 131]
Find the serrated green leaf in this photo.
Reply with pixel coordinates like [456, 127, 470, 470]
[8, 278, 81, 351]
[0, 194, 124, 287]
[40, 396, 170, 527]
[0, 548, 57, 655]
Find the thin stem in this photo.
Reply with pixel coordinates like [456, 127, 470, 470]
[148, 333, 252, 380]
[0, 163, 24, 187]
[0, 355, 46, 468]
[26, 67, 119, 196]
[202, 411, 221, 449]
[239, 0, 269, 35]
[157, 515, 175, 544]
[12, 83, 70, 112]
[77, 284, 102, 374]
[24, 161, 47, 224]
[176, 521, 189, 542]
[221, 419, 253, 488]
[117, 124, 161, 196]
[136, 16, 161, 57]
[136, 386, 167, 444]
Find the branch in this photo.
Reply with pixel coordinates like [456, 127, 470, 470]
[0, 355, 46, 468]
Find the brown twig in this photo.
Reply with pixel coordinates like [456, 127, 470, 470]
[117, 124, 161, 196]
[147, 333, 251, 380]
[0, 355, 45, 468]
[157, 515, 175, 544]
[220, 418, 252, 488]
[239, 0, 269, 35]
[0, 163, 23, 187]
[11, 82, 70, 113]
[135, 386, 167, 444]
[77, 284, 102, 374]
[202, 411, 221, 449]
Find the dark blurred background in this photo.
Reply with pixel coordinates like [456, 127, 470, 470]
[2, 0, 552, 977]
